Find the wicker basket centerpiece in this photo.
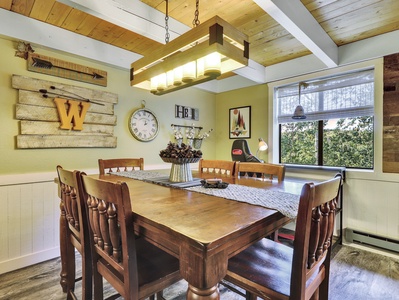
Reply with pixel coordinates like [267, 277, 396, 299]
[159, 142, 202, 182]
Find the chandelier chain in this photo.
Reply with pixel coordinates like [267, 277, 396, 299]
[192, 0, 200, 27]
[165, 0, 170, 43]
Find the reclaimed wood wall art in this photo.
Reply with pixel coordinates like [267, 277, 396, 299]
[383, 53, 399, 173]
[28, 53, 107, 87]
[12, 75, 118, 148]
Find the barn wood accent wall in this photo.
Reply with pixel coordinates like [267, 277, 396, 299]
[383, 53, 399, 173]
[12, 75, 118, 149]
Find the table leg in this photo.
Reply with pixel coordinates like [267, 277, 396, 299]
[187, 285, 219, 300]
[180, 242, 227, 300]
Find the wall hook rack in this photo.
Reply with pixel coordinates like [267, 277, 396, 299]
[171, 124, 203, 130]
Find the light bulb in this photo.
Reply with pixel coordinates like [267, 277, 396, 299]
[204, 52, 221, 76]
[182, 61, 196, 83]
[167, 70, 174, 87]
[173, 66, 183, 85]
[197, 58, 204, 77]
[150, 76, 158, 93]
[157, 73, 167, 91]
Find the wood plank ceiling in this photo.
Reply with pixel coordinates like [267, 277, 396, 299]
[0, 0, 398, 68]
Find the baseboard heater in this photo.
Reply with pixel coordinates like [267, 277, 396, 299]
[346, 229, 399, 253]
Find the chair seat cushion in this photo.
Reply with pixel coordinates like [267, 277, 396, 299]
[136, 238, 181, 288]
[227, 239, 293, 297]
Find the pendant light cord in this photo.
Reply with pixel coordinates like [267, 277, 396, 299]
[298, 82, 302, 104]
[192, 0, 200, 27]
[298, 82, 309, 103]
[165, 0, 170, 43]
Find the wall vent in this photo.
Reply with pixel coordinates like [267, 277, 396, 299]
[346, 229, 399, 253]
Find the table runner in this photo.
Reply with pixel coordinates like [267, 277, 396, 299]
[110, 170, 203, 188]
[111, 170, 299, 219]
[186, 185, 298, 219]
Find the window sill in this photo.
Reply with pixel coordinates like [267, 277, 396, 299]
[284, 164, 346, 181]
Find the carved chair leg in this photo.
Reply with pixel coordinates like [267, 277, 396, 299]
[65, 239, 76, 297]
[319, 277, 329, 300]
[93, 267, 104, 300]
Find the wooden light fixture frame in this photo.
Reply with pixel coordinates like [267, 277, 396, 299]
[130, 16, 249, 96]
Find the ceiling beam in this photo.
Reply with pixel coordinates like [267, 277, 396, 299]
[0, 9, 141, 69]
[234, 59, 267, 83]
[254, 0, 338, 68]
[57, 0, 190, 43]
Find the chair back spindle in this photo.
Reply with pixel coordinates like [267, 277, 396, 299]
[235, 162, 285, 182]
[98, 158, 144, 175]
[198, 159, 236, 177]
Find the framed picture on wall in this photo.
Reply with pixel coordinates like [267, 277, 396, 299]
[229, 106, 251, 139]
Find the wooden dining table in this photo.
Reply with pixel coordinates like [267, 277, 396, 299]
[59, 170, 306, 300]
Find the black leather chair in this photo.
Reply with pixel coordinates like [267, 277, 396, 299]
[231, 139, 261, 177]
[231, 139, 262, 163]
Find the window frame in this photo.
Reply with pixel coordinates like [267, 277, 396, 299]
[276, 69, 375, 170]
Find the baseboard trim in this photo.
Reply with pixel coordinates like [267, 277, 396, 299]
[0, 247, 60, 275]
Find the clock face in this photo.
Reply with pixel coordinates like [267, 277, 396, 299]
[129, 108, 159, 142]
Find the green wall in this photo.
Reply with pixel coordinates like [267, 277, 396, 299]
[215, 84, 269, 162]
[0, 37, 217, 175]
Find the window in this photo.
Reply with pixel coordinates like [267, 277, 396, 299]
[277, 69, 374, 169]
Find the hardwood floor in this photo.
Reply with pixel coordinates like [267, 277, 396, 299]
[329, 245, 399, 300]
[0, 245, 398, 300]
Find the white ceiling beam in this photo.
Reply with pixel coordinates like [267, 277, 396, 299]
[253, 0, 338, 68]
[233, 59, 267, 83]
[0, 9, 141, 69]
[57, 0, 190, 43]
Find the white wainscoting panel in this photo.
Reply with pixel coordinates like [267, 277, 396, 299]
[345, 178, 399, 240]
[0, 180, 59, 275]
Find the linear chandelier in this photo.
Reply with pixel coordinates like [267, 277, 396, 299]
[130, 15, 249, 96]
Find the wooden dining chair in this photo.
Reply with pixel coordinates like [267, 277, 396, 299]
[198, 159, 236, 177]
[56, 165, 92, 300]
[235, 162, 286, 182]
[98, 158, 144, 175]
[224, 174, 342, 300]
[235, 162, 287, 241]
[78, 173, 182, 300]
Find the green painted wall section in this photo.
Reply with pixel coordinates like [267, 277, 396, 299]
[215, 84, 269, 162]
[0, 37, 217, 174]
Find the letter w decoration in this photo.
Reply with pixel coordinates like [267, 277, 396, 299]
[54, 97, 90, 130]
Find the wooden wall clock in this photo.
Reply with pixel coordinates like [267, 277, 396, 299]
[129, 101, 159, 142]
